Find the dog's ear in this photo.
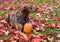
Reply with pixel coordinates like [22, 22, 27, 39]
[22, 5, 27, 12]
[22, 8, 27, 12]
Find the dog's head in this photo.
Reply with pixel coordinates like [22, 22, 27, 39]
[16, 4, 38, 17]
[22, 4, 38, 14]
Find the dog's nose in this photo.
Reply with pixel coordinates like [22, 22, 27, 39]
[35, 7, 39, 12]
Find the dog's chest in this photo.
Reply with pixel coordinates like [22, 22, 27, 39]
[17, 17, 29, 25]
[10, 13, 30, 25]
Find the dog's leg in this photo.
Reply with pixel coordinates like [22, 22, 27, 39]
[14, 23, 28, 41]
[6, 14, 12, 29]
[14, 22, 23, 31]
[7, 23, 12, 29]
[11, 16, 28, 41]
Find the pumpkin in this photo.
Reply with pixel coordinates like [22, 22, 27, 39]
[23, 23, 33, 34]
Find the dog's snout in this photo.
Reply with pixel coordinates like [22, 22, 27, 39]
[36, 7, 38, 10]
[35, 7, 38, 12]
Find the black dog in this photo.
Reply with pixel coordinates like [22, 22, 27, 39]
[7, 4, 38, 41]
[7, 4, 38, 31]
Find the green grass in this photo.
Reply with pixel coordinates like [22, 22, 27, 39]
[0, 10, 5, 14]
[53, 3, 59, 6]
[57, 20, 60, 24]
[36, 0, 43, 6]
[36, 28, 60, 35]
[41, 14, 46, 18]
[46, 19, 53, 23]
[0, 10, 6, 17]
[53, 12, 60, 15]
[0, 34, 12, 40]
[29, 12, 37, 17]
[46, 0, 51, 3]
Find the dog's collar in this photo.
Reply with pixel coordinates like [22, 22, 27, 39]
[13, 13, 29, 25]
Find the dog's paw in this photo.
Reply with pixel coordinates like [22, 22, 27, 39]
[18, 31, 28, 41]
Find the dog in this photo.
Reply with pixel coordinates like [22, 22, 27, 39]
[6, 4, 38, 41]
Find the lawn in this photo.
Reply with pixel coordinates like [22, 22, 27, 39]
[0, 0, 60, 42]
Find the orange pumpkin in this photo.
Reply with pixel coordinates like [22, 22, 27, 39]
[23, 23, 33, 34]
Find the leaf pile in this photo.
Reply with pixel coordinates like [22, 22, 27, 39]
[0, 0, 60, 42]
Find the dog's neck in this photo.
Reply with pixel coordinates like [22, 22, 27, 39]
[21, 12, 29, 20]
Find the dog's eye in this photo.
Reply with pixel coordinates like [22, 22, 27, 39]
[29, 5, 33, 9]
